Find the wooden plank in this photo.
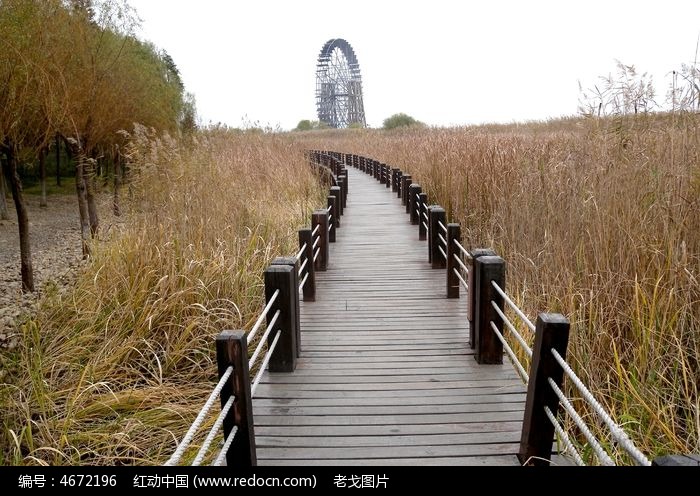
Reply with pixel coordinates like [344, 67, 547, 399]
[262, 455, 520, 466]
[253, 393, 526, 407]
[256, 431, 521, 448]
[255, 421, 524, 437]
[257, 443, 520, 459]
[254, 411, 523, 426]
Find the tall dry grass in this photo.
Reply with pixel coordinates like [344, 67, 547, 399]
[297, 113, 700, 462]
[0, 126, 323, 465]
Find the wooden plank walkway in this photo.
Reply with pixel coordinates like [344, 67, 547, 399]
[253, 166, 526, 466]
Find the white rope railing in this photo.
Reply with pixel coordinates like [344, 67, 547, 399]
[544, 406, 586, 466]
[212, 426, 238, 466]
[548, 378, 615, 466]
[489, 321, 529, 383]
[247, 289, 280, 345]
[491, 281, 536, 332]
[313, 247, 320, 262]
[452, 239, 472, 260]
[422, 221, 428, 231]
[438, 220, 447, 233]
[327, 205, 332, 212]
[452, 268, 468, 291]
[551, 349, 651, 466]
[299, 272, 309, 291]
[453, 253, 470, 276]
[438, 233, 447, 247]
[248, 309, 281, 369]
[191, 396, 235, 466]
[298, 257, 308, 277]
[250, 330, 282, 398]
[438, 246, 447, 261]
[165, 365, 233, 466]
[312, 224, 320, 237]
[422, 212, 428, 221]
[312, 236, 320, 250]
[491, 301, 533, 358]
[294, 243, 307, 261]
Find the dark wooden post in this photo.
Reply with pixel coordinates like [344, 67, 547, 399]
[327, 195, 337, 243]
[474, 255, 505, 364]
[330, 185, 342, 220]
[468, 249, 496, 349]
[339, 172, 348, 207]
[409, 184, 421, 220]
[392, 168, 400, 192]
[271, 257, 301, 358]
[385, 165, 391, 188]
[396, 171, 403, 197]
[429, 206, 447, 269]
[418, 193, 428, 240]
[216, 330, 256, 466]
[336, 177, 346, 213]
[311, 210, 329, 271]
[401, 175, 412, 205]
[519, 313, 570, 466]
[264, 263, 298, 372]
[298, 228, 315, 302]
[379, 164, 386, 184]
[446, 223, 461, 298]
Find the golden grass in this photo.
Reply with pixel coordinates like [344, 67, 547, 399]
[295, 113, 700, 462]
[0, 126, 323, 465]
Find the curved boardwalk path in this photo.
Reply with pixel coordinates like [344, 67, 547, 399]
[253, 167, 526, 465]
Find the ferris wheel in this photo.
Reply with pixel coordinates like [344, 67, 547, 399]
[315, 39, 366, 128]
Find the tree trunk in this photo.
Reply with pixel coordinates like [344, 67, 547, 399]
[75, 156, 91, 257]
[55, 133, 61, 187]
[82, 156, 99, 237]
[113, 147, 121, 217]
[39, 146, 47, 208]
[2, 144, 34, 292]
[0, 156, 9, 221]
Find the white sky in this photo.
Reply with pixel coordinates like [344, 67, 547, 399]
[127, 0, 700, 130]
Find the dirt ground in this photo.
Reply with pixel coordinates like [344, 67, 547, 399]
[0, 194, 83, 348]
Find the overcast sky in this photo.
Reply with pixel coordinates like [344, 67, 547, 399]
[127, 0, 700, 130]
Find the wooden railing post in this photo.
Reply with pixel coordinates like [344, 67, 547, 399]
[379, 163, 386, 184]
[327, 195, 338, 243]
[401, 175, 412, 205]
[330, 185, 342, 221]
[429, 206, 446, 269]
[311, 210, 329, 271]
[468, 249, 496, 349]
[408, 184, 421, 219]
[373, 160, 379, 180]
[298, 228, 315, 302]
[392, 168, 400, 192]
[474, 255, 505, 364]
[339, 172, 348, 207]
[519, 313, 570, 466]
[271, 257, 301, 358]
[336, 177, 346, 212]
[418, 193, 428, 240]
[216, 330, 256, 467]
[396, 171, 403, 198]
[264, 263, 299, 372]
[446, 223, 461, 298]
[385, 165, 391, 188]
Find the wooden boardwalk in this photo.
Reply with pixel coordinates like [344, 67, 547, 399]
[253, 166, 526, 466]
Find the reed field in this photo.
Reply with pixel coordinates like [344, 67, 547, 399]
[0, 127, 323, 464]
[299, 113, 700, 461]
[1, 114, 698, 465]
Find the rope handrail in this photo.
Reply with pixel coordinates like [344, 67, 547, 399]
[438, 220, 447, 233]
[248, 309, 281, 369]
[422, 221, 428, 231]
[294, 243, 307, 261]
[490, 301, 533, 358]
[312, 236, 320, 251]
[452, 239, 472, 260]
[551, 349, 651, 466]
[250, 330, 282, 398]
[489, 321, 529, 383]
[327, 205, 332, 212]
[438, 233, 447, 247]
[422, 212, 428, 221]
[313, 247, 320, 262]
[452, 267, 468, 291]
[438, 245, 447, 261]
[298, 257, 308, 277]
[312, 224, 320, 237]
[165, 365, 234, 466]
[329, 214, 333, 222]
[192, 396, 234, 466]
[212, 426, 238, 466]
[298, 272, 309, 291]
[547, 377, 615, 466]
[544, 406, 586, 466]
[247, 289, 280, 344]
[491, 281, 536, 332]
[452, 253, 470, 276]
